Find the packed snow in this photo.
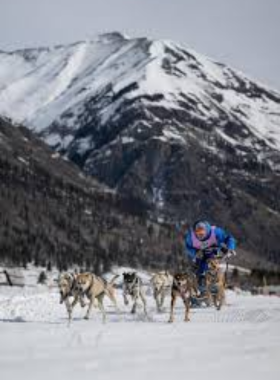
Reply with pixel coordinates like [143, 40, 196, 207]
[0, 266, 279, 380]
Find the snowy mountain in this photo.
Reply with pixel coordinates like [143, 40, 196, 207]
[0, 33, 279, 154]
[0, 33, 280, 268]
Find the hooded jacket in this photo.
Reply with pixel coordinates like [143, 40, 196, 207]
[185, 221, 236, 260]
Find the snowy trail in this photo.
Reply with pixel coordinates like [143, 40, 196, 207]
[0, 287, 279, 380]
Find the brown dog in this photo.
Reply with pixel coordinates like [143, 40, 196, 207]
[205, 258, 225, 310]
[72, 273, 119, 322]
[168, 273, 196, 323]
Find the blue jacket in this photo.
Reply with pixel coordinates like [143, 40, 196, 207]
[185, 225, 236, 261]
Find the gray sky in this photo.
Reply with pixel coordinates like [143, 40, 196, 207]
[1, 0, 280, 90]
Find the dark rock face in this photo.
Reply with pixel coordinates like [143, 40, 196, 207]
[1, 35, 280, 269]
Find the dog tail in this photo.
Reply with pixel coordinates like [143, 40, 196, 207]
[108, 274, 120, 286]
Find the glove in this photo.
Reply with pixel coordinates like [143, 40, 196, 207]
[224, 249, 236, 259]
[220, 244, 229, 255]
[196, 250, 204, 259]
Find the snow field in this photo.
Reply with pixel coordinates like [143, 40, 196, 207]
[0, 282, 279, 380]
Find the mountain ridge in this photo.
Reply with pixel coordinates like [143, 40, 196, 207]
[1, 33, 280, 153]
[0, 33, 280, 269]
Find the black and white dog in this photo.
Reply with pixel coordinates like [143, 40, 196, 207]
[122, 272, 147, 315]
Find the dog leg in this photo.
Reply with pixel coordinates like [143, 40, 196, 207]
[184, 298, 190, 322]
[131, 288, 140, 314]
[79, 295, 86, 308]
[213, 293, 218, 309]
[154, 290, 160, 312]
[64, 297, 73, 322]
[123, 291, 129, 306]
[124, 296, 129, 306]
[168, 294, 176, 323]
[97, 295, 106, 323]
[160, 291, 165, 311]
[131, 298, 137, 314]
[221, 288, 226, 308]
[107, 288, 121, 313]
[66, 294, 80, 321]
[71, 294, 79, 309]
[216, 292, 221, 310]
[140, 292, 148, 316]
[59, 294, 64, 305]
[154, 291, 161, 312]
[84, 295, 95, 320]
[205, 280, 213, 307]
[217, 287, 225, 311]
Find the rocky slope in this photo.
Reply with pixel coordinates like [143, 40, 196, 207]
[0, 116, 175, 271]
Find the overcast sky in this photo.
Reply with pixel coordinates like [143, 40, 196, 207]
[1, 0, 279, 90]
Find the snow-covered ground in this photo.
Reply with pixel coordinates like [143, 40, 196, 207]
[0, 271, 279, 380]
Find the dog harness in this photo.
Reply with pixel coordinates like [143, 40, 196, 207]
[125, 276, 141, 295]
[173, 277, 190, 302]
[64, 273, 76, 297]
[191, 226, 218, 250]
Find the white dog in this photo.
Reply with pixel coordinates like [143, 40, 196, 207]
[150, 271, 173, 312]
[73, 273, 120, 322]
[58, 272, 86, 321]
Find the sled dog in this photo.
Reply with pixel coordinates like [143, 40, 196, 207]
[205, 258, 225, 310]
[168, 272, 196, 323]
[73, 273, 119, 322]
[150, 271, 173, 312]
[122, 272, 147, 315]
[58, 272, 86, 320]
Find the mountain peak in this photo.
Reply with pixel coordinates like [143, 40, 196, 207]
[1, 34, 280, 268]
[96, 31, 130, 42]
[0, 33, 280, 154]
